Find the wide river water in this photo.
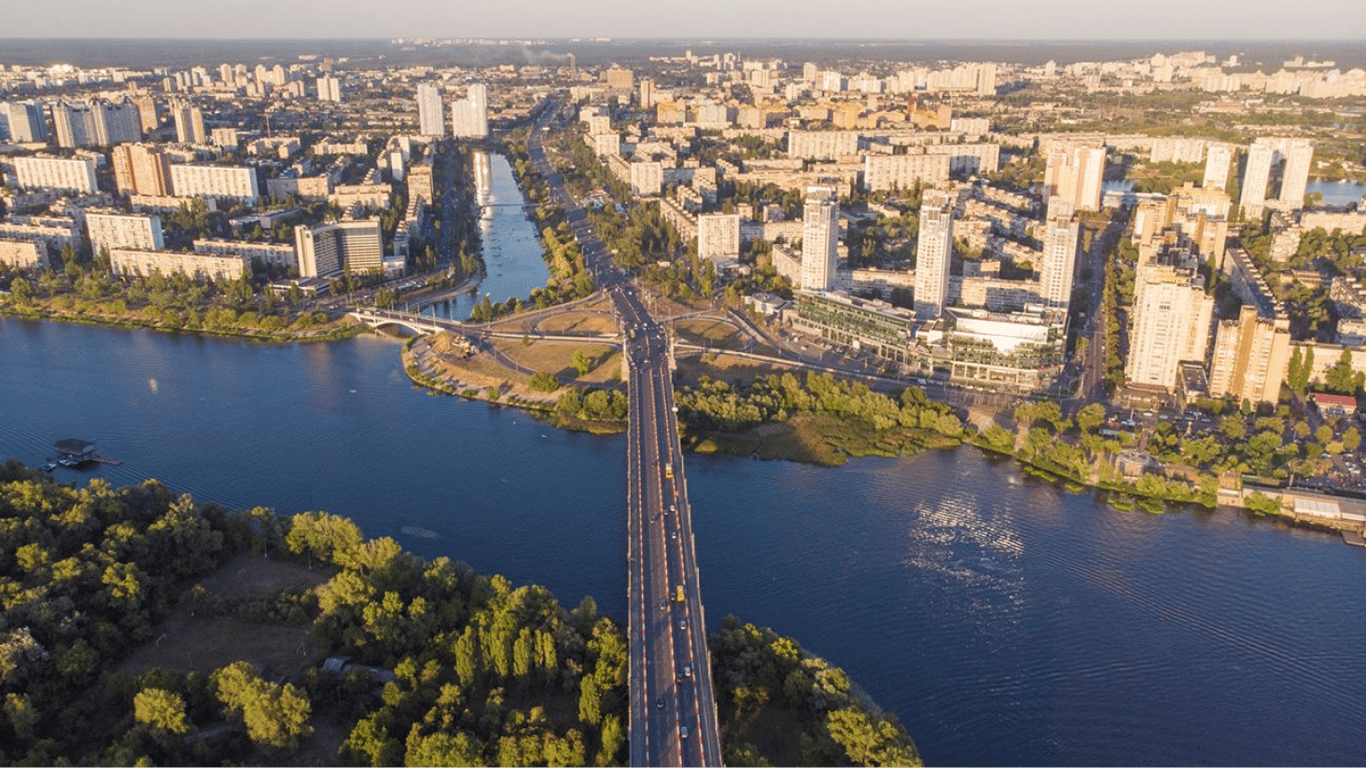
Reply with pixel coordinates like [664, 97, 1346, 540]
[3, 153, 1365, 766]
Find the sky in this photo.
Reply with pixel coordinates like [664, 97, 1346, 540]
[9, 0, 1366, 40]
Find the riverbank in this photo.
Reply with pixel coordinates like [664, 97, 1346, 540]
[0, 296, 362, 343]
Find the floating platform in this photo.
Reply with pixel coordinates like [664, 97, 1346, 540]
[1343, 529, 1366, 548]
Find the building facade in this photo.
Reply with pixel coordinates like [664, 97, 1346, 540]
[13, 156, 99, 194]
[800, 185, 840, 292]
[914, 189, 954, 318]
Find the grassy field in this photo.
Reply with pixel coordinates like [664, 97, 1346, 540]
[672, 317, 745, 346]
[533, 310, 619, 335]
[495, 338, 623, 385]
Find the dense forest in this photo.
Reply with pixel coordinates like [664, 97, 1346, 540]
[0, 460, 918, 765]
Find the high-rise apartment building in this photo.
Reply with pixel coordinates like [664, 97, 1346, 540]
[132, 95, 159, 133]
[801, 185, 840, 292]
[1126, 251, 1214, 390]
[171, 101, 205, 144]
[1240, 137, 1314, 214]
[1203, 143, 1234, 190]
[1278, 139, 1313, 209]
[294, 220, 383, 277]
[416, 83, 445, 137]
[450, 83, 489, 139]
[86, 212, 165, 256]
[316, 75, 341, 103]
[602, 67, 634, 91]
[1038, 198, 1080, 310]
[0, 101, 47, 143]
[112, 143, 174, 197]
[1208, 304, 1291, 404]
[639, 78, 657, 109]
[697, 213, 741, 267]
[51, 99, 142, 148]
[914, 189, 954, 318]
[1044, 142, 1106, 212]
[629, 161, 662, 197]
[13, 156, 99, 194]
[1240, 140, 1276, 213]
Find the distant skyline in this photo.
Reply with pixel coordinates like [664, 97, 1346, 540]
[9, 1, 1366, 41]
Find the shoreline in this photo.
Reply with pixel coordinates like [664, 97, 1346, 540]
[0, 303, 363, 344]
[401, 327, 1365, 540]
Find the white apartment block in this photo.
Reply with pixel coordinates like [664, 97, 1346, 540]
[171, 101, 205, 144]
[1240, 137, 1313, 214]
[0, 216, 81, 254]
[630, 162, 663, 197]
[585, 115, 611, 135]
[925, 143, 1001, 176]
[1149, 138, 1207, 164]
[51, 100, 142, 148]
[862, 152, 951, 192]
[86, 212, 165, 256]
[1045, 143, 1106, 212]
[591, 132, 621, 157]
[1203, 143, 1234, 190]
[316, 75, 341, 103]
[0, 239, 48, 269]
[914, 189, 954, 318]
[801, 185, 840, 292]
[1126, 260, 1214, 390]
[1208, 305, 1291, 405]
[1038, 201, 1080, 310]
[13, 156, 99, 194]
[169, 164, 260, 203]
[110, 248, 248, 282]
[416, 83, 445, 137]
[1239, 140, 1275, 213]
[294, 220, 383, 277]
[0, 101, 47, 142]
[450, 83, 489, 139]
[788, 130, 861, 160]
[194, 239, 297, 270]
[696, 213, 741, 267]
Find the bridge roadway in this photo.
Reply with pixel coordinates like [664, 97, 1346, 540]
[529, 99, 724, 765]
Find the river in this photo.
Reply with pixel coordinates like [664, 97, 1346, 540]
[419, 149, 550, 321]
[3, 150, 1365, 766]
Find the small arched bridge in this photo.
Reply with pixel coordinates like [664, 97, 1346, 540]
[348, 308, 462, 335]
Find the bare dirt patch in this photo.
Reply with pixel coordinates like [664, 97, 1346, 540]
[117, 554, 330, 677]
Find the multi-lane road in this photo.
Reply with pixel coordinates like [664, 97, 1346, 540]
[525, 99, 723, 765]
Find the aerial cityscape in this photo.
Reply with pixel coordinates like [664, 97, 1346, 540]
[1, 14, 1365, 768]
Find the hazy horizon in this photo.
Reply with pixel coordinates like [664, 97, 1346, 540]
[12, 0, 1366, 40]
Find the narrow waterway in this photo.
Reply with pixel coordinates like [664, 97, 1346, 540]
[419, 149, 549, 321]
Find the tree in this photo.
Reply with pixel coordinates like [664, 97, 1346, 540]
[213, 661, 313, 750]
[133, 688, 190, 736]
[405, 729, 487, 767]
[571, 349, 592, 377]
[529, 371, 560, 392]
[1323, 349, 1361, 395]
[1074, 403, 1106, 433]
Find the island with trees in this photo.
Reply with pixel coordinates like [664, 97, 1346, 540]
[0, 460, 919, 766]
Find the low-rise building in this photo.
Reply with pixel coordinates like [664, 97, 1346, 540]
[789, 290, 916, 363]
